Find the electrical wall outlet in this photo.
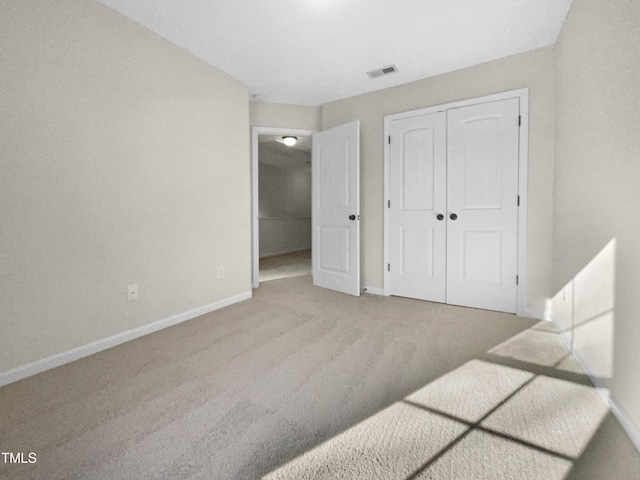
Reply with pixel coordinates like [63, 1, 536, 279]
[217, 266, 225, 279]
[127, 283, 139, 302]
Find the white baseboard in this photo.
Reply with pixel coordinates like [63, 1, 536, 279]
[548, 314, 572, 348]
[548, 315, 640, 454]
[550, 314, 600, 388]
[361, 286, 384, 296]
[0, 291, 252, 388]
[610, 395, 640, 454]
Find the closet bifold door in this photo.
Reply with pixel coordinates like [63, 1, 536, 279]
[445, 98, 520, 313]
[388, 111, 447, 302]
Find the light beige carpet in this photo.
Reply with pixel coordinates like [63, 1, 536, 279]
[1, 275, 639, 479]
[259, 249, 311, 282]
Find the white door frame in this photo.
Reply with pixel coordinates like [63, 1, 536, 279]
[383, 88, 529, 316]
[251, 126, 315, 289]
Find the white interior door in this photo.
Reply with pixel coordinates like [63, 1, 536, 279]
[389, 112, 447, 302]
[312, 121, 360, 296]
[446, 98, 520, 313]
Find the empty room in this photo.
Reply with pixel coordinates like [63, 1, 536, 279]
[1, 0, 639, 478]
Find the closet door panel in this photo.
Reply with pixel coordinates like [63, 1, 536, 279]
[446, 98, 520, 313]
[388, 112, 447, 302]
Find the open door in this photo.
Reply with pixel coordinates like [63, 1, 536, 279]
[312, 121, 360, 296]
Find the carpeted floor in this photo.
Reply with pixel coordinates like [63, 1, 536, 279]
[259, 249, 311, 282]
[1, 275, 639, 479]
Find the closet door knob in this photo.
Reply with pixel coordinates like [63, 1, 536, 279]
[436, 214, 444, 221]
[450, 213, 458, 220]
[349, 214, 356, 221]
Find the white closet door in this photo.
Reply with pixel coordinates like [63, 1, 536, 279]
[312, 121, 360, 296]
[389, 112, 447, 302]
[446, 98, 520, 313]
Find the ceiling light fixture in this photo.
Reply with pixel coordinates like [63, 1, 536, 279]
[282, 136, 298, 147]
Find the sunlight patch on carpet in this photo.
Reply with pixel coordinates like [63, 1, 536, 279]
[416, 429, 573, 479]
[406, 360, 534, 423]
[262, 402, 467, 479]
[481, 375, 609, 459]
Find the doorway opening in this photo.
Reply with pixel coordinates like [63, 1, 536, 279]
[251, 127, 314, 287]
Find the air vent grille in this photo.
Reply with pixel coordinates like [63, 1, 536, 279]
[367, 64, 398, 79]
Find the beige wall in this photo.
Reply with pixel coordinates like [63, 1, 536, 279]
[0, 0, 251, 373]
[250, 101, 321, 131]
[322, 48, 556, 315]
[553, 0, 640, 433]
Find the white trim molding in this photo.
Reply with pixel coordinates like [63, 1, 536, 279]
[610, 395, 640, 454]
[383, 88, 529, 316]
[0, 291, 252, 388]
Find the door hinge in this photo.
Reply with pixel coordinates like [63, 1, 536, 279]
[388, 136, 391, 144]
[516, 275, 519, 285]
[388, 200, 391, 208]
[517, 195, 520, 206]
[518, 115, 521, 126]
[388, 264, 391, 272]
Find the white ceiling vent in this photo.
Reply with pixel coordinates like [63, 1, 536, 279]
[366, 64, 398, 79]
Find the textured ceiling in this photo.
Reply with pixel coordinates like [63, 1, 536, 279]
[96, 0, 573, 106]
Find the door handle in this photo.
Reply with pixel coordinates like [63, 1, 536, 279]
[449, 213, 458, 220]
[349, 214, 356, 221]
[436, 214, 444, 221]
